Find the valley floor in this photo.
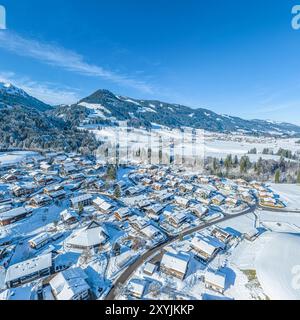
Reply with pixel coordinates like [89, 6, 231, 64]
[0, 149, 299, 301]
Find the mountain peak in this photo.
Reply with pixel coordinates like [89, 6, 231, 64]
[78, 89, 119, 106]
[0, 82, 52, 112]
[0, 82, 28, 97]
[71, 88, 300, 136]
[0, 82, 12, 89]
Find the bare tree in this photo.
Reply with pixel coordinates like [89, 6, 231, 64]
[80, 248, 92, 265]
[149, 282, 161, 298]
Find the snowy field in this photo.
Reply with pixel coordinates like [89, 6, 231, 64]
[219, 207, 300, 300]
[0, 201, 68, 245]
[204, 134, 300, 159]
[121, 202, 300, 300]
[0, 151, 39, 167]
[228, 231, 300, 300]
[82, 125, 300, 162]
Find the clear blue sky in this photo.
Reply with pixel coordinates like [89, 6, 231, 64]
[0, 0, 300, 124]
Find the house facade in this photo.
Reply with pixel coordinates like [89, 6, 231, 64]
[5, 253, 53, 288]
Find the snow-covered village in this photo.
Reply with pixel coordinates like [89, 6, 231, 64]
[0, 148, 299, 301]
[1, 0, 300, 306]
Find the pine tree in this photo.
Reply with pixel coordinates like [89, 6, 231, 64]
[297, 171, 300, 184]
[256, 157, 263, 175]
[234, 155, 239, 166]
[78, 204, 84, 215]
[240, 156, 251, 174]
[275, 169, 280, 183]
[106, 165, 117, 180]
[179, 233, 184, 242]
[114, 185, 121, 198]
[240, 157, 246, 173]
[212, 158, 219, 173]
[224, 154, 233, 172]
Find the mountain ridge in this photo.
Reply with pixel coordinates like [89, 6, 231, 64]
[0, 82, 52, 112]
[0, 82, 99, 153]
[1, 84, 300, 138]
[70, 88, 300, 136]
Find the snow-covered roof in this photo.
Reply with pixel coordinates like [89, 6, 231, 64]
[0, 286, 33, 300]
[191, 203, 208, 214]
[0, 207, 28, 221]
[160, 192, 173, 200]
[140, 225, 161, 238]
[116, 207, 131, 218]
[93, 197, 113, 211]
[0, 204, 12, 213]
[128, 279, 146, 297]
[60, 209, 79, 221]
[212, 194, 225, 202]
[171, 211, 187, 222]
[161, 252, 189, 275]
[66, 221, 106, 248]
[70, 194, 92, 205]
[63, 164, 76, 171]
[94, 180, 104, 188]
[5, 253, 53, 283]
[191, 237, 218, 256]
[49, 267, 90, 300]
[29, 232, 50, 246]
[143, 262, 157, 275]
[128, 215, 149, 228]
[145, 204, 164, 214]
[205, 270, 226, 289]
[40, 163, 51, 169]
[50, 190, 66, 198]
[174, 196, 190, 205]
[31, 194, 52, 203]
[44, 184, 63, 192]
[12, 182, 36, 191]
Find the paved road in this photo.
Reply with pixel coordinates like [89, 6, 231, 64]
[105, 204, 256, 300]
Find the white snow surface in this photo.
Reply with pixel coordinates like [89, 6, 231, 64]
[0, 151, 39, 167]
[254, 232, 300, 300]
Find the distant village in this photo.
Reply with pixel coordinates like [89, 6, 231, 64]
[0, 151, 285, 300]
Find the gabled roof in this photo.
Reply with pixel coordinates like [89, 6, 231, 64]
[191, 237, 219, 256]
[61, 209, 79, 221]
[174, 196, 190, 205]
[29, 232, 50, 246]
[128, 279, 146, 297]
[205, 270, 226, 289]
[191, 203, 208, 214]
[169, 211, 187, 223]
[116, 207, 131, 218]
[70, 194, 92, 205]
[161, 252, 189, 275]
[0, 207, 28, 221]
[49, 267, 90, 300]
[86, 221, 101, 229]
[5, 253, 53, 283]
[140, 225, 161, 238]
[93, 197, 113, 211]
[66, 221, 106, 248]
[31, 194, 52, 203]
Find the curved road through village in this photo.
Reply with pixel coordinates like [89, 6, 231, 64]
[105, 204, 256, 300]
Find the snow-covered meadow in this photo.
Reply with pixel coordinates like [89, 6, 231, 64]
[81, 125, 300, 163]
[0, 151, 40, 168]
